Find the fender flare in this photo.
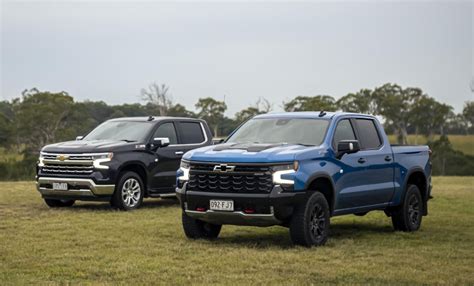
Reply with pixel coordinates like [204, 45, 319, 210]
[304, 172, 337, 214]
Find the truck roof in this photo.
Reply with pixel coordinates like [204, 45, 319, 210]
[254, 111, 374, 120]
[107, 116, 204, 122]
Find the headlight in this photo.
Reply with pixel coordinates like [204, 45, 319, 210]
[92, 153, 113, 169]
[178, 160, 190, 181]
[91, 153, 114, 160]
[272, 161, 298, 185]
[38, 152, 45, 167]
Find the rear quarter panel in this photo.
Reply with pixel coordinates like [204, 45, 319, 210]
[391, 145, 431, 205]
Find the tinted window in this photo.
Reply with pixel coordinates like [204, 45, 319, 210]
[180, 122, 205, 144]
[153, 122, 178, 144]
[355, 119, 382, 149]
[333, 119, 356, 147]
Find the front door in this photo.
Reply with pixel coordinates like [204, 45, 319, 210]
[332, 118, 369, 210]
[149, 122, 182, 193]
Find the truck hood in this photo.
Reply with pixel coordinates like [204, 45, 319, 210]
[183, 142, 320, 163]
[41, 140, 140, 153]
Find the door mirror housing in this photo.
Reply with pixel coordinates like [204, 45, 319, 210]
[76, 136, 84, 141]
[152, 137, 170, 149]
[336, 140, 360, 159]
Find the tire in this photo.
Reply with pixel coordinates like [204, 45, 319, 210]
[182, 212, 222, 239]
[391, 184, 423, 232]
[110, 171, 144, 211]
[289, 192, 330, 247]
[44, 199, 75, 208]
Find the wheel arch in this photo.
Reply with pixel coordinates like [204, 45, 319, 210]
[304, 173, 336, 215]
[404, 168, 428, 215]
[118, 163, 148, 195]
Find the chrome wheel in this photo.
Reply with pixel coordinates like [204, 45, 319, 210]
[121, 178, 141, 208]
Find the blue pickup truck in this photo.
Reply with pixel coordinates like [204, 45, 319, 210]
[176, 112, 431, 246]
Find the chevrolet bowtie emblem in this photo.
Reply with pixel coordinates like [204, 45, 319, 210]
[57, 155, 69, 161]
[213, 164, 236, 172]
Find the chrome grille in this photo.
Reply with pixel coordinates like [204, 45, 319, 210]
[41, 153, 94, 175]
[42, 164, 94, 174]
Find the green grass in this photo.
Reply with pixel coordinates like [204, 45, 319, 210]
[387, 135, 474, 155]
[1, 177, 473, 285]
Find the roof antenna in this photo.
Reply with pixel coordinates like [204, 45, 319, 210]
[318, 110, 326, 117]
[147, 115, 155, 121]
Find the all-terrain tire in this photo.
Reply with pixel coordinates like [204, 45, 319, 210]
[44, 199, 75, 208]
[182, 212, 222, 239]
[110, 171, 145, 211]
[391, 184, 423, 232]
[289, 191, 330, 247]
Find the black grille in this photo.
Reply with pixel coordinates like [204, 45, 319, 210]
[187, 163, 273, 194]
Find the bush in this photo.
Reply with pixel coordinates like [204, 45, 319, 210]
[429, 135, 474, 176]
[0, 156, 37, 181]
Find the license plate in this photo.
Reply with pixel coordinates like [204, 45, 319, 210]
[52, 182, 68, 191]
[210, 200, 234, 211]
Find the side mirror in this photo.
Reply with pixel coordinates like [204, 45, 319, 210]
[337, 140, 360, 159]
[76, 136, 84, 141]
[153, 137, 170, 148]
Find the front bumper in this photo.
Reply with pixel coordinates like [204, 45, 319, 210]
[176, 183, 307, 227]
[36, 177, 115, 200]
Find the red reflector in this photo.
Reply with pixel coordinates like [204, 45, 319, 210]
[244, 208, 255, 214]
[196, 207, 206, 212]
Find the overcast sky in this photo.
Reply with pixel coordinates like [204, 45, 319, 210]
[1, 1, 473, 115]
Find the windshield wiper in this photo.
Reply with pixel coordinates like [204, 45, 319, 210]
[119, 139, 136, 143]
[295, 143, 315, 147]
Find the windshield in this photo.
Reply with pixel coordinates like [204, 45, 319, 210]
[83, 121, 154, 142]
[226, 118, 329, 146]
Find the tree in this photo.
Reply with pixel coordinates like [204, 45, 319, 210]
[168, 104, 195, 117]
[13, 88, 76, 155]
[372, 84, 424, 144]
[336, 89, 376, 114]
[462, 101, 474, 134]
[140, 83, 173, 116]
[0, 101, 14, 147]
[234, 97, 273, 124]
[408, 96, 452, 142]
[195, 97, 227, 136]
[235, 107, 260, 124]
[283, 95, 337, 112]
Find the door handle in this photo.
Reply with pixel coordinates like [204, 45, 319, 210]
[175, 151, 184, 156]
[384, 156, 392, 162]
[357, 158, 366, 164]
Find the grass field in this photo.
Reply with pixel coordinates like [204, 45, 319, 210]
[1, 177, 473, 285]
[387, 135, 474, 155]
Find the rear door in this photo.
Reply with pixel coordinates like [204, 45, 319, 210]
[175, 120, 209, 154]
[352, 118, 395, 206]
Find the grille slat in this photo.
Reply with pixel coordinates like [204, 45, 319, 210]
[188, 163, 273, 194]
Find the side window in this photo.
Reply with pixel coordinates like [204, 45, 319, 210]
[333, 119, 356, 147]
[355, 119, 382, 149]
[179, 122, 205, 144]
[153, 122, 178, 144]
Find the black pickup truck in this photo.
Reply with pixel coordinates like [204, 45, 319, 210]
[36, 116, 212, 210]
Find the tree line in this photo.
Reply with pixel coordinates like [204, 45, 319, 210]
[0, 82, 473, 179]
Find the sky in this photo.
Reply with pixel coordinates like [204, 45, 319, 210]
[1, 1, 473, 116]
